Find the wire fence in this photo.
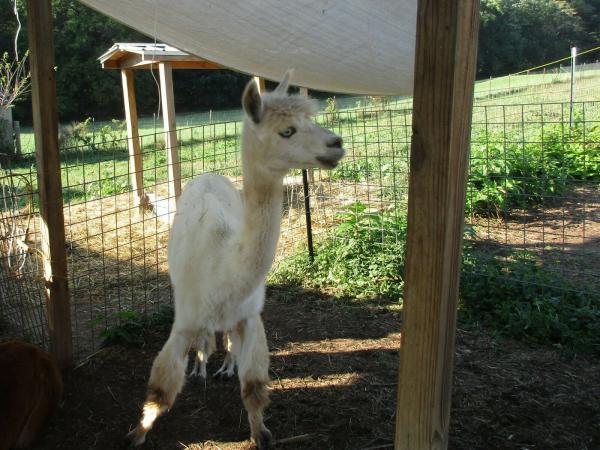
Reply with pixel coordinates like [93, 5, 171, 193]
[1, 98, 599, 359]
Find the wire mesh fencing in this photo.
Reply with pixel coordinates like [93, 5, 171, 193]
[0, 157, 47, 348]
[1, 98, 599, 359]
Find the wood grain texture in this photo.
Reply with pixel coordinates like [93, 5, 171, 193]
[26, 0, 73, 368]
[121, 69, 145, 210]
[158, 62, 182, 200]
[395, 1, 480, 449]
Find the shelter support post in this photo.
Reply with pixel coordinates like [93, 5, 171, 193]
[26, 0, 73, 368]
[121, 68, 147, 212]
[159, 62, 182, 202]
[395, 1, 479, 449]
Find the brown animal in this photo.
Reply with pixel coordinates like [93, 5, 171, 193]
[0, 341, 63, 450]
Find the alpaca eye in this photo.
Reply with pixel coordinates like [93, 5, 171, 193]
[278, 126, 296, 138]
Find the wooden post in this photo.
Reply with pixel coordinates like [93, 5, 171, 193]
[158, 62, 181, 201]
[395, 1, 479, 449]
[26, 0, 72, 368]
[254, 76, 266, 94]
[121, 68, 146, 211]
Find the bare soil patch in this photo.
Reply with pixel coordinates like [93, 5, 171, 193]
[31, 286, 599, 450]
[470, 185, 600, 289]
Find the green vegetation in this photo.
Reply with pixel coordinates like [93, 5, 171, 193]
[478, 0, 599, 77]
[467, 117, 600, 216]
[273, 202, 407, 300]
[92, 305, 174, 347]
[461, 247, 600, 353]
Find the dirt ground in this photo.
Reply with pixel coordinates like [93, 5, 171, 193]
[30, 285, 599, 450]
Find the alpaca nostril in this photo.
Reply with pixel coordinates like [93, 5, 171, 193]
[327, 137, 343, 148]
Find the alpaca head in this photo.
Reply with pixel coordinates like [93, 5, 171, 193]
[241, 70, 345, 174]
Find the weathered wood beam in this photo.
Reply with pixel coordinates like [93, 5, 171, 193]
[120, 68, 146, 211]
[158, 62, 182, 200]
[395, 1, 480, 449]
[26, 0, 73, 368]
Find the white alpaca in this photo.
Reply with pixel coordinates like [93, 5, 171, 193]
[126, 71, 345, 448]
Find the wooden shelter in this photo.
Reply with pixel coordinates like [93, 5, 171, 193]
[99, 43, 222, 214]
[99, 43, 267, 219]
[25, 1, 479, 448]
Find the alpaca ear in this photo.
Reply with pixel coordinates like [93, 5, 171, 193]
[274, 69, 294, 94]
[242, 78, 263, 124]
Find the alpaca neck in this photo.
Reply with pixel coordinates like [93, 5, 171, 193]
[228, 127, 285, 298]
[239, 168, 284, 271]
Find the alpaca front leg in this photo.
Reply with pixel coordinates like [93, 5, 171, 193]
[126, 330, 191, 446]
[236, 316, 272, 449]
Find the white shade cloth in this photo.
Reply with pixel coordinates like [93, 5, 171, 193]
[80, 0, 417, 95]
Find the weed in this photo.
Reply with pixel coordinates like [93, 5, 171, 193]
[59, 118, 126, 152]
[467, 119, 600, 216]
[461, 246, 599, 354]
[93, 305, 174, 347]
[273, 202, 407, 301]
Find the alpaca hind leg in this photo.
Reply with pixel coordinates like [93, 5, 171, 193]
[214, 332, 236, 380]
[190, 333, 215, 379]
[236, 316, 272, 449]
[126, 330, 191, 446]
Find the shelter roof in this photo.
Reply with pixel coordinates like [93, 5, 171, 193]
[99, 43, 223, 70]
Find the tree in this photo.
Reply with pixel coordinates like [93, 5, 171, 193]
[478, 0, 588, 77]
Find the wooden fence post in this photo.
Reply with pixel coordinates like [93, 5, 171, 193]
[26, 0, 72, 368]
[395, 1, 479, 449]
[121, 68, 146, 211]
[158, 62, 181, 201]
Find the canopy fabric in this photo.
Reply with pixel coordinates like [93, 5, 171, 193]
[79, 0, 417, 95]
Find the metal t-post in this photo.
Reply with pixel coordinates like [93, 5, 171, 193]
[301, 169, 315, 262]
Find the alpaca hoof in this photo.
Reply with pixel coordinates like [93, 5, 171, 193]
[253, 426, 272, 450]
[125, 427, 146, 447]
[189, 368, 207, 380]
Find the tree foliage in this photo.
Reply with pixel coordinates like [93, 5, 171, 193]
[478, 0, 594, 77]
